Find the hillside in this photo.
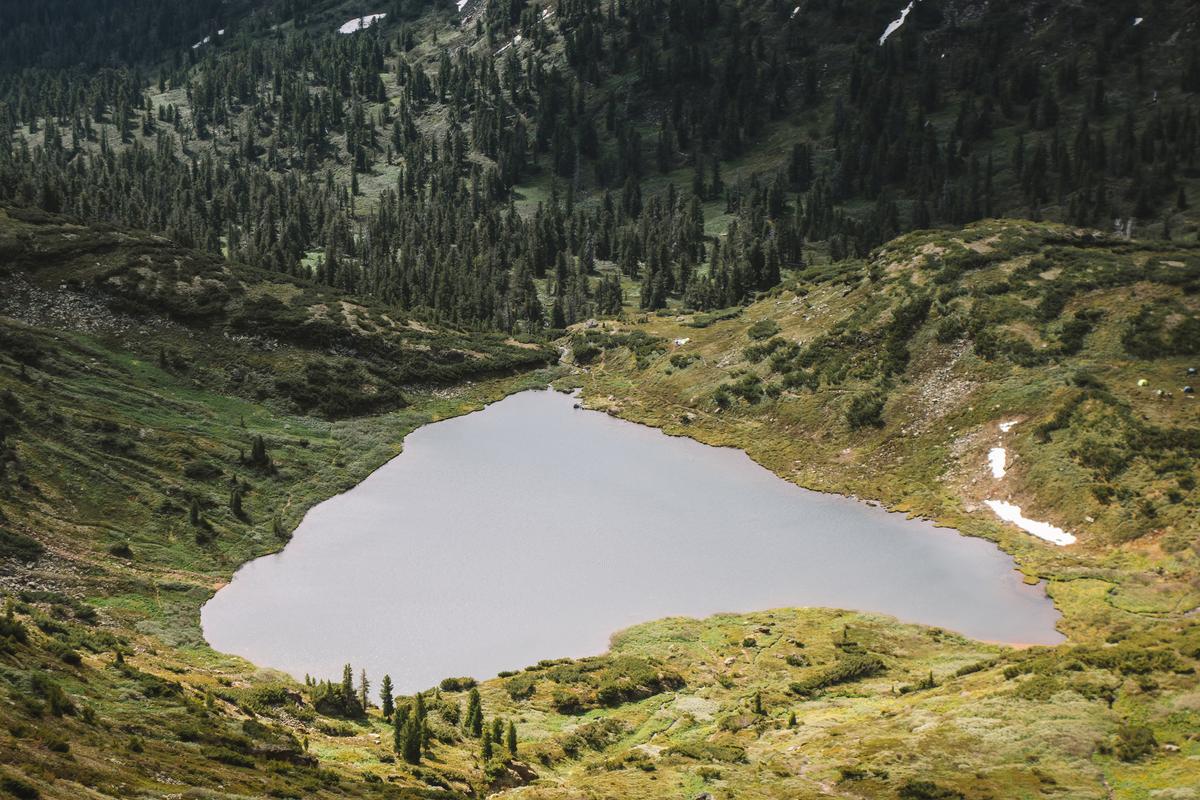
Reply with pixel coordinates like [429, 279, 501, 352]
[3, 0, 1198, 330]
[1, 0, 1199, 798]
[0, 206, 561, 799]
[571, 220, 1200, 633]
[1, 210, 1198, 800]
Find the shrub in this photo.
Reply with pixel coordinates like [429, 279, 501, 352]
[747, 318, 781, 340]
[438, 676, 477, 692]
[0, 775, 39, 799]
[846, 393, 885, 430]
[107, 541, 133, 559]
[934, 315, 965, 343]
[505, 674, 537, 701]
[571, 342, 601, 364]
[550, 688, 587, 714]
[669, 353, 697, 368]
[1115, 725, 1157, 762]
[0, 528, 43, 562]
[789, 655, 885, 697]
[668, 740, 747, 763]
[898, 780, 965, 799]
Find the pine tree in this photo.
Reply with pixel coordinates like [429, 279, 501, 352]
[491, 717, 503, 745]
[393, 701, 409, 753]
[380, 675, 394, 719]
[506, 720, 517, 757]
[341, 664, 356, 709]
[464, 687, 483, 737]
[359, 669, 370, 711]
[403, 707, 422, 764]
[229, 485, 244, 519]
[481, 726, 494, 761]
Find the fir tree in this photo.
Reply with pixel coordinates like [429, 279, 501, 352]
[481, 726, 494, 761]
[380, 675, 394, 719]
[464, 687, 483, 737]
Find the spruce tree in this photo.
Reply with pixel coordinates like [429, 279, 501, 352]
[380, 675, 394, 719]
[403, 713, 422, 764]
[464, 687, 483, 737]
[481, 726, 493, 761]
[341, 664, 356, 709]
[393, 702, 410, 754]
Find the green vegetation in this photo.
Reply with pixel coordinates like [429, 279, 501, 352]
[1, 0, 1199, 797]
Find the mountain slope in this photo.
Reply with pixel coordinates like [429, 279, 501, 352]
[3, 0, 1198, 330]
[1, 211, 1198, 799]
[571, 219, 1200, 632]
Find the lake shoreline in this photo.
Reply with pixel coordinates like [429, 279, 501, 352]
[204, 387, 1062, 692]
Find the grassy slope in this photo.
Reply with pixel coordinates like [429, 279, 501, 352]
[0, 206, 561, 798]
[556, 219, 1200, 796]
[1, 211, 1198, 800]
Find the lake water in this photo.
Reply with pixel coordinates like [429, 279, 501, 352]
[202, 389, 1062, 692]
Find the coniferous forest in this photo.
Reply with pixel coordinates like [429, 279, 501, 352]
[2, 2, 1200, 799]
[3, 0, 1197, 332]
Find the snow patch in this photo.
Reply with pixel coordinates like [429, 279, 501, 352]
[985, 500, 1076, 546]
[338, 13, 386, 34]
[879, 1, 917, 45]
[1133, 17, 1144, 26]
[458, 0, 469, 11]
[988, 447, 1007, 479]
[791, 6, 800, 18]
[999, 420, 1019, 433]
[191, 30, 226, 49]
[673, 338, 691, 347]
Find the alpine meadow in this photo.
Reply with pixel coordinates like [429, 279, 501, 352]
[1, 1, 1199, 799]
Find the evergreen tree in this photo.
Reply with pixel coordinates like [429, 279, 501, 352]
[393, 701, 410, 754]
[380, 675, 395, 719]
[506, 720, 517, 757]
[464, 687, 483, 737]
[481, 726, 494, 762]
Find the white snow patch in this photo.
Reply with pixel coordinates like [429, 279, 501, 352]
[338, 13, 386, 34]
[458, 0, 469, 12]
[1133, 17, 1144, 26]
[674, 338, 691, 347]
[988, 447, 1007, 479]
[791, 5, 800, 18]
[999, 420, 1019, 433]
[879, 1, 917, 45]
[985, 500, 1076, 546]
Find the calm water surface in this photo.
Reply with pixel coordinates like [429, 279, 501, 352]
[202, 389, 1062, 691]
